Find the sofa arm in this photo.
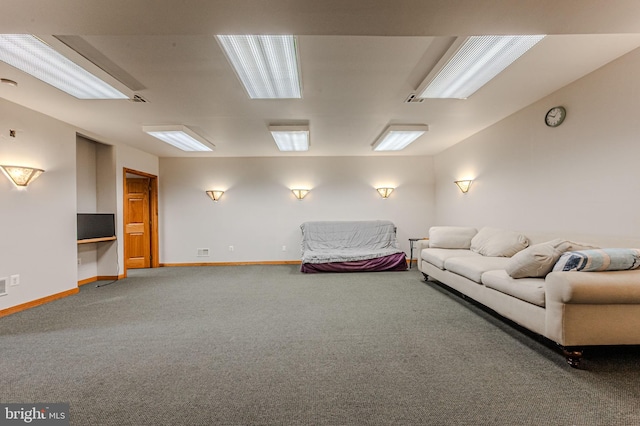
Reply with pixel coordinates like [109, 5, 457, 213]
[545, 270, 640, 304]
[415, 238, 430, 250]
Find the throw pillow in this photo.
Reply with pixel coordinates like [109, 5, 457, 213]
[505, 239, 599, 278]
[428, 226, 478, 249]
[553, 248, 640, 272]
[470, 227, 530, 257]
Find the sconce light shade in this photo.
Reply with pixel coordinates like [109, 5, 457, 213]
[206, 190, 224, 202]
[376, 187, 394, 199]
[291, 189, 309, 200]
[454, 180, 473, 193]
[1, 165, 44, 187]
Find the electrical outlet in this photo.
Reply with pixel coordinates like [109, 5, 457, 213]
[228, 245, 234, 252]
[10, 274, 19, 286]
[282, 245, 287, 251]
[77, 258, 82, 265]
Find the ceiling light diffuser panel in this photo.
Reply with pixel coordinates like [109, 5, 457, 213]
[419, 35, 545, 99]
[269, 126, 310, 151]
[0, 34, 129, 99]
[372, 125, 429, 151]
[216, 35, 302, 99]
[143, 125, 214, 152]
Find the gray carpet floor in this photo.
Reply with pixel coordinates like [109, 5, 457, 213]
[1, 265, 639, 425]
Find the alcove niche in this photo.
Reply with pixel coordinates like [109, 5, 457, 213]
[76, 134, 119, 284]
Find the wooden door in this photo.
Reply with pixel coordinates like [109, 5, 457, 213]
[125, 177, 151, 269]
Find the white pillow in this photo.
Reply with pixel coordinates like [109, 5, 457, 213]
[506, 239, 600, 278]
[428, 226, 477, 249]
[470, 227, 529, 257]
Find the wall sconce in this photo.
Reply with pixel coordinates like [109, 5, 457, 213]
[1, 165, 44, 187]
[376, 187, 394, 199]
[291, 189, 309, 200]
[206, 190, 224, 202]
[454, 180, 473, 193]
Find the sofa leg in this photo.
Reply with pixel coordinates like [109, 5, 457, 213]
[561, 346, 584, 368]
[421, 272, 429, 281]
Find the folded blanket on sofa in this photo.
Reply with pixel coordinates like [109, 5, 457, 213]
[553, 248, 640, 272]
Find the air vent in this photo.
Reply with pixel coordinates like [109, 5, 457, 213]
[130, 94, 148, 103]
[404, 93, 425, 104]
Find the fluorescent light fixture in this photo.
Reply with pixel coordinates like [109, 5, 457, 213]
[143, 125, 214, 152]
[418, 35, 545, 99]
[0, 34, 129, 99]
[216, 35, 302, 99]
[269, 125, 309, 152]
[372, 125, 429, 151]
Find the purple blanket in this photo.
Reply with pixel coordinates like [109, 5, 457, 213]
[300, 252, 407, 273]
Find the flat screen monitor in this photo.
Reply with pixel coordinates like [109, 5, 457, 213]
[77, 213, 116, 241]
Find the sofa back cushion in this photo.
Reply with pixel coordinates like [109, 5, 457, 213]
[470, 227, 529, 257]
[428, 226, 477, 249]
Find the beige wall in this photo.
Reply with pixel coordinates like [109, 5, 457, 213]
[0, 97, 160, 312]
[433, 47, 640, 238]
[0, 98, 78, 309]
[159, 156, 435, 263]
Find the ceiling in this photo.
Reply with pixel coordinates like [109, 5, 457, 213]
[1, 0, 640, 158]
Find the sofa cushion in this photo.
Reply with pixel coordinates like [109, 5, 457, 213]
[421, 248, 481, 270]
[428, 226, 477, 249]
[481, 270, 546, 307]
[505, 239, 600, 278]
[470, 227, 529, 257]
[444, 255, 512, 283]
[553, 248, 640, 272]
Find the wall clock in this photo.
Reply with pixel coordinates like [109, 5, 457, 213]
[545, 106, 566, 127]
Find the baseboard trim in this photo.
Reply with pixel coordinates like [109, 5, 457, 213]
[78, 275, 124, 286]
[78, 277, 97, 286]
[160, 260, 302, 267]
[0, 287, 79, 318]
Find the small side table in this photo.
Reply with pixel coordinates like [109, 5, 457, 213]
[408, 238, 428, 269]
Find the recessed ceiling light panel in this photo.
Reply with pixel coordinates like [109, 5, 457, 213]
[0, 34, 129, 99]
[143, 125, 214, 152]
[216, 35, 302, 99]
[269, 125, 309, 151]
[372, 125, 429, 151]
[419, 35, 545, 99]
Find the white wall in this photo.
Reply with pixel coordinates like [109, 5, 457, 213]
[434, 47, 640, 238]
[76, 136, 99, 280]
[0, 98, 77, 309]
[0, 97, 160, 312]
[159, 156, 435, 263]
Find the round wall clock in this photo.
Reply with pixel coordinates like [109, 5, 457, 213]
[545, 106, 566, 127]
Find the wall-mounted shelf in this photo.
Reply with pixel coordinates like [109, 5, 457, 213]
[77, 236, 116, 245]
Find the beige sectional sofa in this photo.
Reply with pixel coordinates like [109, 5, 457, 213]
[417, 226, 640, 367]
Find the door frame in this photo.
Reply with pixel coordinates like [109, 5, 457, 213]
[123, 168, 159, 277]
